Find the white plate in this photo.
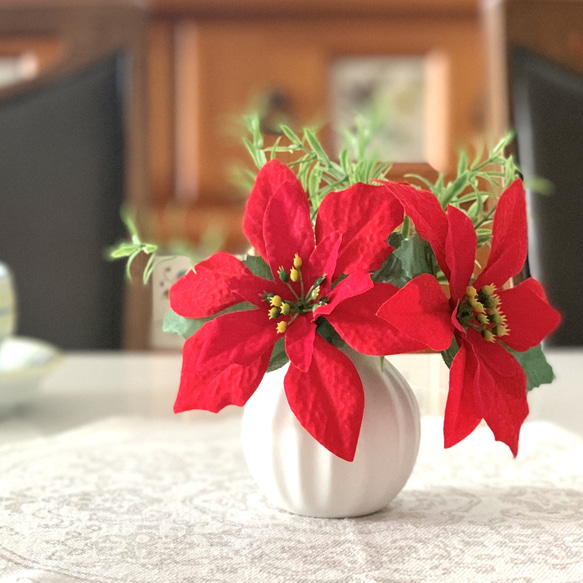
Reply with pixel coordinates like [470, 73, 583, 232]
[0, 336, 62, 415]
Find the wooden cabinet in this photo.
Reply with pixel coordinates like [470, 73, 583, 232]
[144, 0, 488, 252]
[0, 0, 489, 349]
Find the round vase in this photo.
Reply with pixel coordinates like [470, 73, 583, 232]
[241, 349, 421, 518]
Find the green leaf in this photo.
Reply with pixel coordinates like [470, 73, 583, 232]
[108, 244, 139, 258]
[523, 176, 555, 196]
[392, 234, 436, 281]
[315, 317, 346, 348]
[280, 125, 301, 145]
[267, 338, 289, 372]
[162, 308, 210, 339]
[307, 164, 323, 201]
[243, 254, 273, 280]
[505, 344, 555, 392]
[162, 301, 256, 340]
[457, 150, 468, 175]
[243, 137, 265, 169]
[372, 232, 406, 287]
[372, 253, 408, 287]
[441, 336, 460, 369]
[304, 128, 330, 164]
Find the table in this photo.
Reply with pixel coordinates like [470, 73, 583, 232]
[0, 349, 581, 582]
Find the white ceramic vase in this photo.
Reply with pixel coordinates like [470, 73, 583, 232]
[241, 349, 421, 518]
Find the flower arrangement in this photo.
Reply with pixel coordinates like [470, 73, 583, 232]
[112, 116, 560, 463]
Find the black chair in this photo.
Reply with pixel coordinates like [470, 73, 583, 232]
[485, 0, 583, 345]
[0, 1, 149, 349]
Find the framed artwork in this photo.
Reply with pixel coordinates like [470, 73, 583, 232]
[329, 56, 428, 163]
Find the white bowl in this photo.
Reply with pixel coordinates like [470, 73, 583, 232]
[0, 336, 62, 415]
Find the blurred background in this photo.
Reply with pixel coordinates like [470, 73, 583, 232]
[0, 0, 580, 351]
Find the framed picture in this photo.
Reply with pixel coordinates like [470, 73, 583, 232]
[330, 55, 437, 164]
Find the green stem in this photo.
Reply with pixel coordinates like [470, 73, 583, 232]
[402, 216, 411, 238]
[474, 206, 496, 229]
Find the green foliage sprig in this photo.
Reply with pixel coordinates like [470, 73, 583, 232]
[241, 113, 393, 218]
[107, 208, 163, 284]
[240, 114, 521, 287]
[241, 113, 519, 245]
[108, 209, 226, 285]
[407, 133, 520, 245]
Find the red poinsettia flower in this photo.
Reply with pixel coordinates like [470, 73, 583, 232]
[169, 160, 440, 461]
[377, 179, 560, 456]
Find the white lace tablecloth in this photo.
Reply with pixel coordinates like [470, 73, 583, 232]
[0, 415, 581, 583]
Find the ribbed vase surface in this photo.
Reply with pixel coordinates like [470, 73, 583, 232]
[241, 349, 421, 518]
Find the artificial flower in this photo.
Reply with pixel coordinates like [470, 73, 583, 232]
[169, 160, 445, 461]
[377, 179, 561, 455]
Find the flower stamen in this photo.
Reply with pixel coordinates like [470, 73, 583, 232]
[458, 284, 510, 342]
[261, 253, 327, 333]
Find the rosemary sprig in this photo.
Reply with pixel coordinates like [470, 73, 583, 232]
[241, 112, 393, 216]
[107, 208, 164, 284]
[406, 132, 520, 232]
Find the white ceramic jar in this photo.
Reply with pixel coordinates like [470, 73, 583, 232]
[241, 348, 420, 518]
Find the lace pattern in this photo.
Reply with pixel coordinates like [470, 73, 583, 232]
[0, 416, 581, 582]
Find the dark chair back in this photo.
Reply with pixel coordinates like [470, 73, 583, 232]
[485, 0, 583, 345]
[0, 1, 149, 349]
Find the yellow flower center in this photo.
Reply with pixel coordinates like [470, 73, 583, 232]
[457, 284, 510, 342]
[262, 252, 328, 334]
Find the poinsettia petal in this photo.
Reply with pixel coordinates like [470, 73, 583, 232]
[315, 182, 404, 279]
[376, 274, 453, 351]
[227, 273, 289, 309]
[445, 331, 529, 456]
[444, 206, 477, 301]
[444, 343, 483, 448]
[475, 180, 528, 287]
[263, 178, 315, 277]
[174, 325, 270, 413]
[389, 183, 450, 279]
[169, 252, 251, 318]
[498, 278, 561, 352]
[243, 160, 300, 258]
[306, 230, 342, 293]
[198, 309, 277, 368]
[284, 334, 364, 461]
[316, 270, 373, 317]
[285, 314, 316, 372]
[450, 298, 466, 334]
[468, 331, 529, 456]
[480, 356, 528, 457]
[326, 283, 431, 355]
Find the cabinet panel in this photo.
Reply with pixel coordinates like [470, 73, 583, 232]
[148, 20, 175, 206]
[165, 17, 485, 206]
